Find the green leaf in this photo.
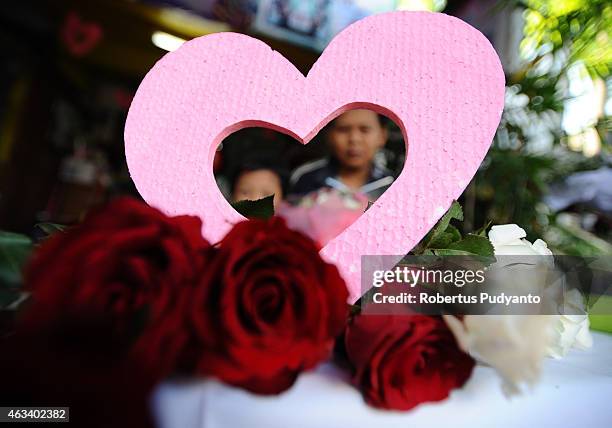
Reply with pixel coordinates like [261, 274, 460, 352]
[426, 201, 463, 247]
[474, 220, 492, 237]
[231, 195, 275, 220]
[428, 224, 463, 249]
[448, 234, 495, 257]
[0, 289, 27, 310]
[35, 223, 67, 237]
[0, 289, 19, 307]
[0, 231, 33, 287]
[412, 201, 464, 254]
[433, 249, 480, 256]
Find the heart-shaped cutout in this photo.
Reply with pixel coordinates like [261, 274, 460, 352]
[124, 11, 505, 302]
[216, 110, 405, 245]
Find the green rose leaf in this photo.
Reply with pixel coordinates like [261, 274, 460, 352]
[0, 289, 27, 310]
[428, 224, 463, 249]
[0, 231, 33, 287]
[425, 201, 463, 246]
[35, 222, 67, 237]
[473, 220, 492, 238]
[448, 233, 495, 257]
[231, 195, 275, 220]
[433, 248, 479, 256]
[412, 201, 463, 254]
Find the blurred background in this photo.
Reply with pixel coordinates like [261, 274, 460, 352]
[0, 0, 610, 255]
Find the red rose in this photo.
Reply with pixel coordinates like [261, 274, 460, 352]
[345, 314, 475, 411]
[188, 217, 349, 394]
[21, 197, 211, 374]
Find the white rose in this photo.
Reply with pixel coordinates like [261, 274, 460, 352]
[548, 288, 593, 359]
[487, 224, 553, 310]
[488, 224, 592, 357]
[444, 224, 592, 396]
[444, 314, 555, 397]
[488, 224, 553, 256]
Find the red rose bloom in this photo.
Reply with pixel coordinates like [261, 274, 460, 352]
[345, 314, 475, 411]
[21, 198, 210, 373]
[189, 217, 348, 394]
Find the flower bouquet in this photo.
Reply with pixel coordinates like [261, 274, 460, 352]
[0, 193, 595, 426]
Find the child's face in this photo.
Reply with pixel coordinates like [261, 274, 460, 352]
[232, 169, 283, 209]
[326, 110, 387, 171]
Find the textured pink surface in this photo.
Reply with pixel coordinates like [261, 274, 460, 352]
[124, 12, 505, 302]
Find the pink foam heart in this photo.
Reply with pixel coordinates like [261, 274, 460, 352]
[124, 11, 505, 302]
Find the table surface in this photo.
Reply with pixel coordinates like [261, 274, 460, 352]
[153, 332, 612, 428]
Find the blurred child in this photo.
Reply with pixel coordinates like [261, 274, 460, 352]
[230, 159, 288, 211]
[289, 109, 394, 201]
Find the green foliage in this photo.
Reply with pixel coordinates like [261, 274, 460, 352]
[230, 195, 275, 220]
[412, 201, 462, 254]
[445, 234, 495, 257]
[0, 231, 33, 310]
[474, 149, 556, 238]
[544, 220, 612, 256]
[412, 201, 494, 257]
[428, 224, 462, 249]
[472, 1, 611, 256]
[425, 201, 463, 247]
[520, 0, 612, 77]
[35, 223, 67, 237]
[0, 231, 33, 287]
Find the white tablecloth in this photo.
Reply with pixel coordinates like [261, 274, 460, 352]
[153, 332, 612, 428]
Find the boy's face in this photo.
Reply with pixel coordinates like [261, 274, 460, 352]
[232, 169, 283, 209]
[326, 110, 387, 171]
